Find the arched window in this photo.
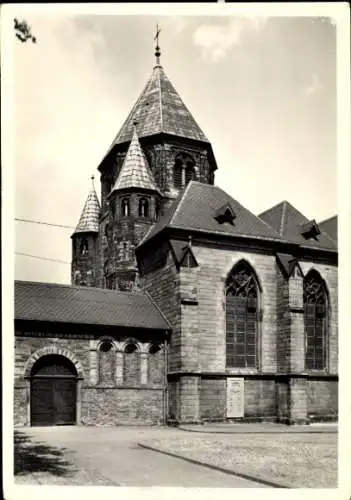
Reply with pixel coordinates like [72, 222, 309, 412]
[185, 161, 195, 185]
[139, 198, 149, 217]
[98, 340, 115, 385]
[148, 344, 163, 385]
[304, 270, 328, 370]
[80, 239, 88, 256]
[174, 158, 183, 188]
[123, 343, 140, 385]
[226, 261, 260, 368]
[121, 198, 130, 217]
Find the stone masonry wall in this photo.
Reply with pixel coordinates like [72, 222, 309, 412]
[15, 331, 165, 426]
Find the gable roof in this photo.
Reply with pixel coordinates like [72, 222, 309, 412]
[139, 181, 287, 247]
[319, 215, 338, 242]
[259, 201, 337, 251]
[73, 183, 100, 235]
[106, 65, 209, 152]
[110, 126, 160, 194]
[15, 281, 170, 331]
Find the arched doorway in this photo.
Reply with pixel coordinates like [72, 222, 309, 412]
[30, 354, 78, 426]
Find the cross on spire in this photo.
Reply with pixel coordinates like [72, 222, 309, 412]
[154, 24, 161, 66]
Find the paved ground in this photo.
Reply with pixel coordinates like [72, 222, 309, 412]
[14, 426, 266, 487]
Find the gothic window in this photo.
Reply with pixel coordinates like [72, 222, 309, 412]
[123, 343, 140, 385]
[121, 198, 130, 217]
[226, 261, 260, 368]
[98, 340, 115, 385]
[174, 158, 183, 188]
[80, 239, 89, 256]
[304, 270, 328, 370]
[139, 197, 149, 218]
[148, 344, 163, 385]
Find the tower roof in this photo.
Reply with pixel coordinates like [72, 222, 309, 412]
[110, 126, 160, 194]
[106, 65, 209, 151]
[72, 179, 100, 236]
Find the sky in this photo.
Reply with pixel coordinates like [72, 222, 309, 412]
[11, 7, 338, 285]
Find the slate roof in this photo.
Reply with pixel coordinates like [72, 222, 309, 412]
[319, 215, 338, 242]
[259, 201, 337, 251]
[73, 183, 100, 235]
[139, 181, 286, 247]
[106, 65, 209, 151]
[110, 126, 160, 194]
[15, 281, 170, 331]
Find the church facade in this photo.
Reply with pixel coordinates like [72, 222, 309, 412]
[14, 44, 338, 427]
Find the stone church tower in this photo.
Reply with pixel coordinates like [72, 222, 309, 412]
[72, 40, 218, 291]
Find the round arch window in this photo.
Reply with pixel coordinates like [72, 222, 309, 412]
[124, 343, 138, 354]
[99, 340, 113, 353]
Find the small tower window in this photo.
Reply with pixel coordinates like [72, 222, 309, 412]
[121, 198, 130, 217]
[139, 198, 149, 218]
[185, 161, 195, 185]
[80, 239, 89, 256]
[174, 159, 183, 189]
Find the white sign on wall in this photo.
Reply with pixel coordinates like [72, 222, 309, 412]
[227, 377, 244, 418]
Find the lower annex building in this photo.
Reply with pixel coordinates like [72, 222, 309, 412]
[14, 40, 338, 427]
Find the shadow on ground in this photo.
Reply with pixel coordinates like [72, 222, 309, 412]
[14, 430, 76, 477]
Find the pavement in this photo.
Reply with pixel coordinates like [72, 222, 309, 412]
[178, 421, 338, 434]
[14, 426, 267, 487]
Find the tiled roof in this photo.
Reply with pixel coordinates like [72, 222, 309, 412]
[15, 281, 170, 331]
[110, 126, 160, 194]
[259, 201, 337, 251]
[319, 215, 337, 242]
[106, 65, 209, 150]
[73, 184, 100, 235]
[139, 181, 286, 247]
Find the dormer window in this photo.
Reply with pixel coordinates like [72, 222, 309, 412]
[214, 204, 236, 225]
[139, 197, 149, 217]
[300, 219, 321, 239]
[121, 198, 130, 217]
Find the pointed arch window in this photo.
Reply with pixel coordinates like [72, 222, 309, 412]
[173, 153, 196, 189]
[148, 344, 163, 385]
[155, 202, 160, 221]
[121, 198, 130, 217]
[226, 262, 260, 368]
[139, 197, 149, 218]
[304, 271, 328, 370]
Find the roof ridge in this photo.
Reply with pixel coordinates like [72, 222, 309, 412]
[157, 66, 163, 131]
[169, 180, 194, 226]
[15, 280, 145, 296]
[280, 200, 288, 236]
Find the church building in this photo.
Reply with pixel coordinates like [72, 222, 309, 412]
[14, 37, 338, 427]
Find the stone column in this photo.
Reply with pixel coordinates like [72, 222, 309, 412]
[115, 343, 124, 385]
[140, 353, 148, 385]
[89, 340, 98, 385]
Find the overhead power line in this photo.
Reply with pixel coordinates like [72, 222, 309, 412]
[15, 252, 70, 265]
[15, 218, 75, 230]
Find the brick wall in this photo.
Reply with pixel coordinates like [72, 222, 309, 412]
[14, 330, 165, 426]
[81, 388, 164, 425]
[244, 378, 276, 418]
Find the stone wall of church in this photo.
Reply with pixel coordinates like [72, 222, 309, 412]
[14, 330, 166, 426]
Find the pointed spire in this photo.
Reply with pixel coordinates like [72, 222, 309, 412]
[154, 24, 161, 67]
[110, 125, 160, 194]
[73, 176, 100, 235]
